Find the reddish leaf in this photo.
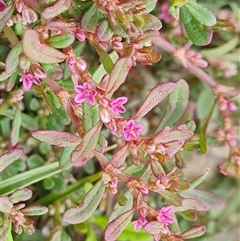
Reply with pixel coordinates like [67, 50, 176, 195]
[154, 127, 193, 144]
[104, 209, 134, 241]
[172, 198, 209, 212]
[9, 189, 32, 204]
[106, 57, 133, 95]
[22, 30, 67, 64]
[62, 180, 105, 224]
[96, 20, 114, 42]
[180, 225, 206, 239]
[133, 82, 176, 120]
[0, 147, 24, 172]
[112, 144, 129, 168]
[31, 130, 81, 147]
[144, 221, 162, 234]
[41, 0, 72, 19]
[71, 121, 102, 166]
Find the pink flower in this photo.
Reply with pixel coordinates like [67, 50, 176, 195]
[158, 206, 174, 226]
[19, 72, 41, 90]
[109, 97, 128, 115]
[133, 217, 148, 231]
[74, 82, 97, 105]
[122, 119, 144, 141]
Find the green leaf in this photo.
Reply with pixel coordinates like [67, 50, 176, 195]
[95, 46, 114, 73]
[0, 147, 24, 172]
[81, 4, 101, 30]
[47, 33, 75, 49]
[5, 42, 22, 75]
[23, 30, 67, 63]
[196, 84, 215, 120]
[0, 162, 61, 195]
[37, 172, 101, 205]
[92, 51, 118, 84]
[86, 222, 97, 241]
[180, 5, 213, 46]
[42, 0, 72, 19]
[82, 102, 99, 133]
[159, 190, 182, 206]
[10, 107, 22, 146]
[185, 1, 216, 26]
[62, 180, 105, 224]
[189, 168, 209, 189]
[104, 209, 134, 241]
[133, 82, 176, 120]
[199, 100, 217, 153]
[156, 79, 189, 131]
[31, 130, 81, 147]
[59, 146, 75, 170]
[179, 209, 197, 221]
[27, 154, 45, 169]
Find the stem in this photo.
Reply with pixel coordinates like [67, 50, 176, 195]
[24, 0, 40, 13]
[153, 36, 218, 88]
[3, 26, 19, 46]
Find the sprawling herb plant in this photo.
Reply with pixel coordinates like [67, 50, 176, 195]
[0, 0, 239, 240]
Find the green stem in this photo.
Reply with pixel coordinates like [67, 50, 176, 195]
[3, 26, 19, 46]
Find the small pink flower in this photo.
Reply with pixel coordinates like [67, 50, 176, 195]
[21, 6, 38, 25]
[133, 217, 148, 231]
[19, 72, 41, 90]
[74, 82, 97, 105]
[109, 97, 128, 115]
[122, 119, 143, 141]
[158, 206, 174, 226]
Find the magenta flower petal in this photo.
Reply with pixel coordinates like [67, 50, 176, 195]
[109, 97, 128, 115]
[74, 82, 97, 105]
[122, 119, 144, 141]
[19, 72, 40, 90]
[158, 206, 174, 225]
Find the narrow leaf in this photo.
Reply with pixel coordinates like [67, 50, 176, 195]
[9, 188, 32, 204]
[179, 209, 197, 221]
[95, 46, 114, 73]
[180, 225, 206, 239]
[81, 4, 101, 30]
[23, 30, 67, 63]
[189, 168, 209, 189]
[0, 147, 24, 172]
[180, 5, 213, 46]
[106, 57, 133, 95]
[172, 198, 209, 212]
[104, 209, 134, 241]
[42, 0, 72, 19]
[157, 79, 189, 130]
[5, 42, 22, 75]
[0, 162, 61, 195]
[71, 121, 102, 166]
[133, 82, 176, 120]
[62, 180, 105, 224]
[185, 1, 216, 26]
[112, 144, 129, 168]
[59, 146, 75, 170]
[31, 130, 81, 147]
[22, 205, 48, 216]
[159, 190, 182, 206]
[150, 158, 165, 180]
[0, 4, 14, 32]
[10, 107, 22, 146]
